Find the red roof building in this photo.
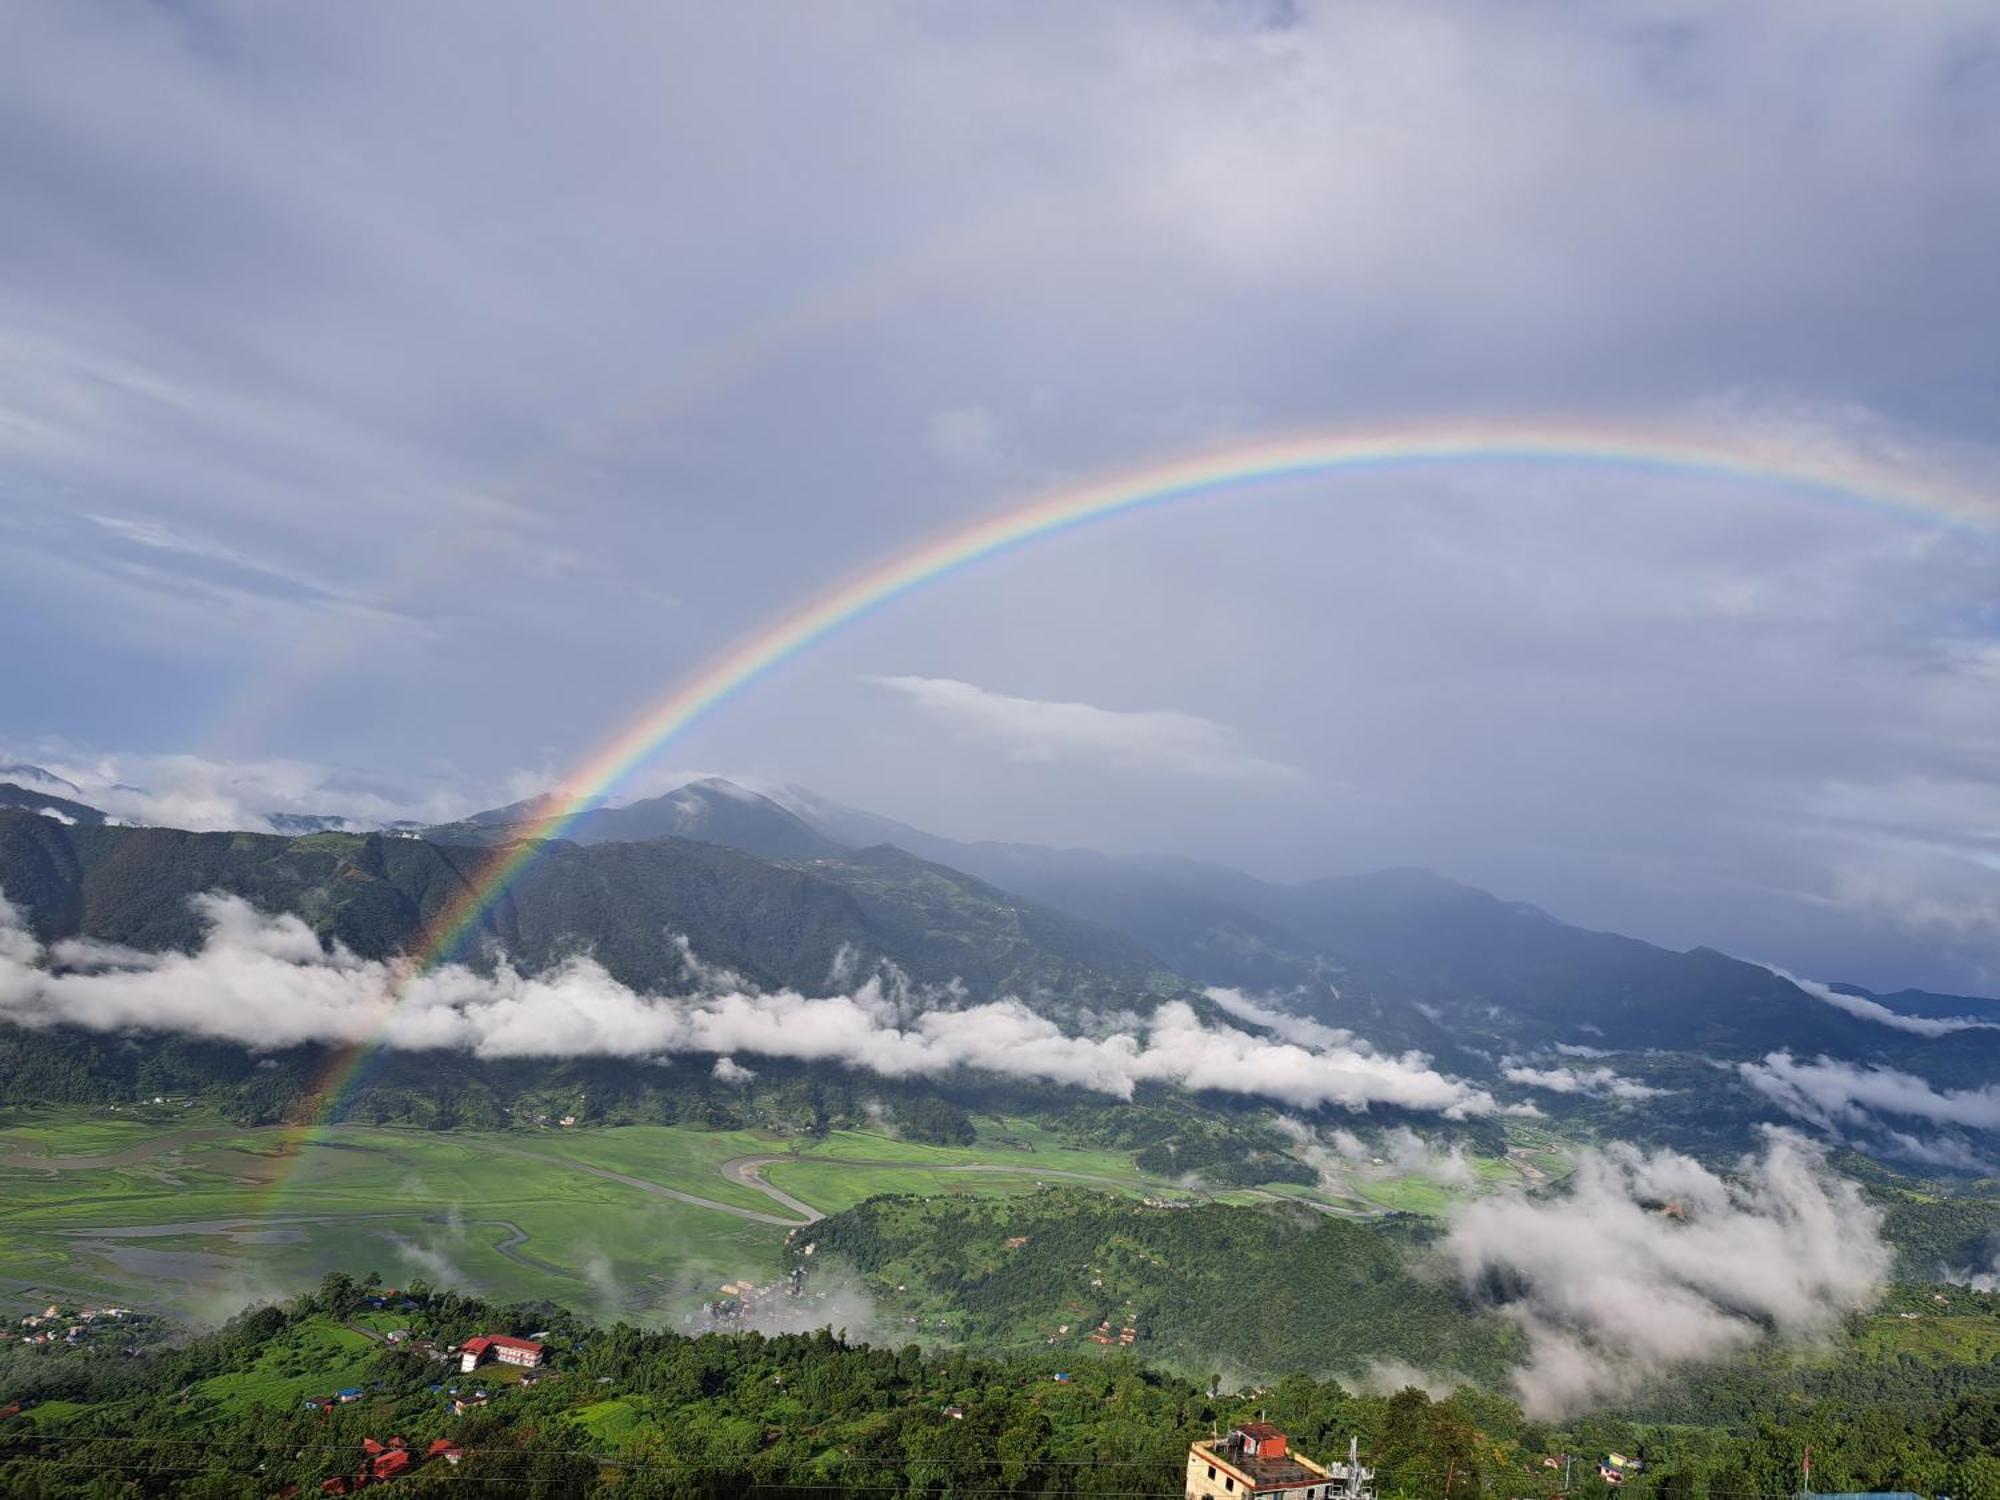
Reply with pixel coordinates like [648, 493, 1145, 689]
[1237, 1422, 1288, 1461]
[370, 1450, 414, 1481]
[458, 1334, 545, 1372]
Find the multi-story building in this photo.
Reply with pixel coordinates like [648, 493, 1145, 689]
[1186, 1424, 1374, 1500]
[457, 1334, 545, 1373]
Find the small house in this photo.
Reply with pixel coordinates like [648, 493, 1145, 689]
[370, 1449, 413, 1481]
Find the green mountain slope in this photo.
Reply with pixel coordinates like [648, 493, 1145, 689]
[800, 1187, 1517, 1384]
[0, 808, 1174, 1005]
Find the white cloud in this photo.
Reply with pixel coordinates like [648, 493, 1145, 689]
[0, 747, 497, 834]
[867, 675, 1305, 786]
[1756, 963, 1998, 1037]
[1738, 1050, 2000, 1134]
[1204, 987, 1352, 1049]
[1271, 1116, 1477, 1194]
[1503, 1061, 1669, 1101]
[1443, 1132, 1889, 1416]
[711, 1056, 756, 1085]
[0, 890, 1491, 1119]
[1381, 1125, 1475, 1186]
[1948, 1253, 2000, 1294]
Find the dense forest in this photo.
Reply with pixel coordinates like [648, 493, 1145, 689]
[799, 1188, 1514, 1383]
[3, 1273, 1998, 1498]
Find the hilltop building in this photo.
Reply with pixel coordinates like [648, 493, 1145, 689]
[1186, 1425, 1373, 1500]
[457, 1335, 544, 1374]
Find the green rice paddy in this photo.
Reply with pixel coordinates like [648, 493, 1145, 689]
[0, 1108, 1520, 1327]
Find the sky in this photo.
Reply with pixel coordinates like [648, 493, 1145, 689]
[4, 2, 2000, 992]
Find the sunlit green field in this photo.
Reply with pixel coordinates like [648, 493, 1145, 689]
[1854, 1314, 2000, 1364]
[0, 1107, 1519, 1326]
[196, 1322, 380, 1412]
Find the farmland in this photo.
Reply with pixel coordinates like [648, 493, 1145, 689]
[0, 1105, 1534, 1327]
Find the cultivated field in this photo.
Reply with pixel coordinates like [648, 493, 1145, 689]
[0, 1106, 1533, 1325]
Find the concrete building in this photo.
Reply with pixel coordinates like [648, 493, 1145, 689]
[458, 1334, 545, 1373]
[1186, 1425, 1373, 1500]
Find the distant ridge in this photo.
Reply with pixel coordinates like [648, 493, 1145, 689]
[430, 777, 840, 861]
[0, 780, 107, 827]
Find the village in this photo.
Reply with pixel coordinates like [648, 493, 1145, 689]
[288, 1316, 557, 1490]
[4, 1302, 160, 1355]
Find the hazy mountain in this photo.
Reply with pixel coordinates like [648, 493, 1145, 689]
[432, 778, 839, 861]
[0, 763, 83, 797]
[772, 787, 2000, 1077]
[776, 786, 1357, 990]
[0, 808, 1171, 1009]
[1828, 982, 2000, 1024]
[264, 812, 427, 836]
[0, 780, 106, 827]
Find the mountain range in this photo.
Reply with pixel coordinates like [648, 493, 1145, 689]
[3, 772, 1997, 1164]
[426, 777, 2000, 1080]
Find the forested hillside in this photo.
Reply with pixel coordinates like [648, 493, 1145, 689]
[0, 809, 1176, 1005]
[3, 1273, 1996, 1499]
[800, 1188, 1517, 1384]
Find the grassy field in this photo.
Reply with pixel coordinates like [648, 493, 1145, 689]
[1855, 1313, 2000, 1364]
[0, 1106, 1516, 1327]
[766, 1162, 1065, 1217]
[195, 1321, 381, 1412]
[0, 1112, 798, 1322]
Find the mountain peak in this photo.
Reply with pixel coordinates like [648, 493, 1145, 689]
[434, 777, 842, 861]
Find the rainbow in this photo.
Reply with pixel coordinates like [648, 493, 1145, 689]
[286, 417, 1991, 1128]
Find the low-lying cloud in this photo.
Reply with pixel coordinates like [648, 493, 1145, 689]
[1502, 1061, 1668, 1101]
[1443, 1132, 1888, 1416]
[0, 749, 494, 835]
[1948, 1254, 1999, 1294]
[1759, 965, 1999, 1038]
[0, 890, 1492, 1118]
[1205, 987, 1354, 1050]
[1271, 1116, 1476, 1191]
[1739, 1051, 2000, 1133]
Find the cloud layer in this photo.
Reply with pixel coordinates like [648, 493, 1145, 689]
[1444, 1133, 1889, 1415]
[1759, 965, 1999, 1038]
[868, 676, 1305, 786]
[0, 891, 1490, 1118]
[0, 748, 500, 834]
[1739, 1050, 2000, 1133]
[1502, 1061, 1668, 1102]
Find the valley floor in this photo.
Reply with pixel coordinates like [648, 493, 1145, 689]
[0, 1106, 1534, 1326]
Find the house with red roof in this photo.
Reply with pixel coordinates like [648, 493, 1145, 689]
[369, 1449, 413, 1481]
[457, 1334, 544, 1373]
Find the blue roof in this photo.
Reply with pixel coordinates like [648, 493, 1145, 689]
[335, 1387, 362, 1397]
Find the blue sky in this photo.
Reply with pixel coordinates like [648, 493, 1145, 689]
[5, 2, 2000, 990]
